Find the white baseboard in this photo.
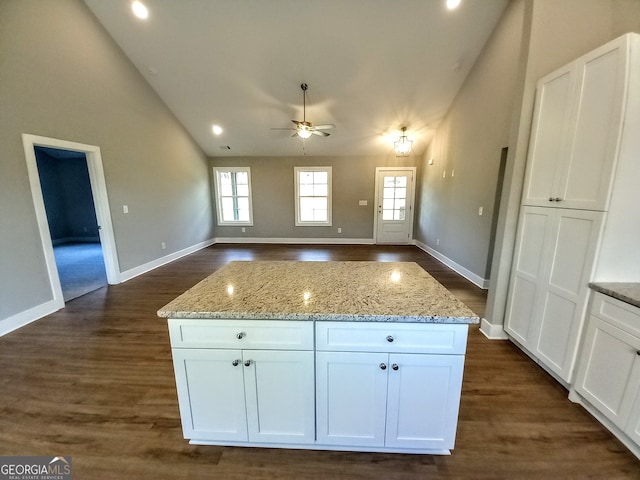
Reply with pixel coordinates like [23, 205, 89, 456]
[0, 239, 216, 338]
[413, 240, 489, 289]
[0, 299, 62, 337]
[214, 237, 375, 245]
[120, 238, 216, 282]
[479, 318, 509, 339]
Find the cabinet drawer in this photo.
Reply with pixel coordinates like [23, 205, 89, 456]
[315, 321, 468, 354]
[591, 293, 640, 337]
[168, 319, 313, 350]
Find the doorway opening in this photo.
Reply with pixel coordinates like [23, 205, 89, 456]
[34, 146, 108, 301]
[23, 134, 120, 310]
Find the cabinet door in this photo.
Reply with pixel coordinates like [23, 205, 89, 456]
[574, 317, 640, 429]
[243, 350, 315, 444]
[535, 209, 603, 382]
[385, 354, 464, 450]
[624, 389, 640, 446]
[504, 207, 554, 347]
[171, 349, 248, 441]
[316, 351, 388, 447]
[560, 38, 627, 211]
[522, 64, 577, 206]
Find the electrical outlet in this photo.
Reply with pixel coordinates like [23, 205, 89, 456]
[478, 206, 483, 216]
[242, 227, 246, 233]
[358, 200, 368, 206]
[123, 205, 128, 214]
[161, 242, 166, 250]
[436, 238, 440, 246]
[451, 169, 455, 177]
[442, 170, 446, 178]
[338, 227, 342, 234]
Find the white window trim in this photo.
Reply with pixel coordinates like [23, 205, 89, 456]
[294, 166, 332, 227]
[213, 167, 254, 226]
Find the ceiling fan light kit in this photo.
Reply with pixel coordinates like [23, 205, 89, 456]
[271, 83, 335, 141]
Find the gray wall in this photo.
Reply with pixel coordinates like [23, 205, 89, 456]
[0, 0, 214, 323]
[414, 0, 526, 282]
[211, 155, 419, 240]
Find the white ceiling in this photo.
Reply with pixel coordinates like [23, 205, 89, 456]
[84, 0, 509, 157]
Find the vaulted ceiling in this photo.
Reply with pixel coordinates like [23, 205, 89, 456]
[84, 0, 509, 157]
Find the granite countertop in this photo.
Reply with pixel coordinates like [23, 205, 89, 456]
[589, 282, 640, 309]
[158, 260, 479, 324]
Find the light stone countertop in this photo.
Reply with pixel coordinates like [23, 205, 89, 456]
[589, 282, 640, 309]
[157, 260, 479, 324]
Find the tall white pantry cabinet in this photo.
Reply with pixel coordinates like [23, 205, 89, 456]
[504, 33, 640, 384]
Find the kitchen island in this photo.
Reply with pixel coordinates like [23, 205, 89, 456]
[159, 260, 479, 454]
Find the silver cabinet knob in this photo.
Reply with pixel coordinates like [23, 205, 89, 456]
[549, 197, 554, 202]
[392, 363, 399, 371]
[232, 359, 240, 367]
[244, 360, 252, 367]
[386, 335, 394, 342]
[236, 332, 245, 340]
[379, 363, 387, 370]
[555, 197, 562, 202]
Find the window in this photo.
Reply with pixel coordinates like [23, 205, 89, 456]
[382, 175, 407, 220]
[213, 167, 253, 225]
[294, 166, 332, 226]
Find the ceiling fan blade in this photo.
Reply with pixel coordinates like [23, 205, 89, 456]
[291, 132, 299, 137]
[291, 120, 302, 126]
[270, 127, 296, 131]
[313, 124, 335, 130]
[312, 130, 330, 137]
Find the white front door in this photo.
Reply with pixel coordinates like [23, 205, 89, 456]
[374, 168, 415, 244]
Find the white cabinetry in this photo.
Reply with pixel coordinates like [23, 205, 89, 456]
[505, 33, 640, 382]
[571, 293, 640, 456]
[522, 36, 627, 211]
[505, 207, 603, 382]
[315, 321, 467, 453]
[169, 319, 315, 445]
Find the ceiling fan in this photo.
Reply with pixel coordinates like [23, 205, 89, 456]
[272, 83, 335, 139]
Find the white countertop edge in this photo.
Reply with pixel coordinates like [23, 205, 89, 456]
[158, 310, 479, 324]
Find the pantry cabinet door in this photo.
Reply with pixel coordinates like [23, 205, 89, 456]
[316, 351, 388, 447]
[171, 348, 248, 441]
[522, 65, 577, 207]
[504, 207, 554, 347]
[560, 38, 627, 211]
[535, 210, 603, 382]
[243, 350, 315, 444]
[385, 354, 464, 450]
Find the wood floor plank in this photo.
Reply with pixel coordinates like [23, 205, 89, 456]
[1, 244, 638, 479]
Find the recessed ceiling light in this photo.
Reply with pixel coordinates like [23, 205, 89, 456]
[446, 0, 461, 10]
[212, 125, 223, 135]
[132, 1, 149, 19]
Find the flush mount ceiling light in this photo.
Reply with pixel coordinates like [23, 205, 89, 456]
[212, 125, 223, 135]
[394, 127, 413, 157]
[446, 0, 462, 10]
[132, 1, 149, 19]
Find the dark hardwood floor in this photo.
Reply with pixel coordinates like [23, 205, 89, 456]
[1, 244, 638, 479]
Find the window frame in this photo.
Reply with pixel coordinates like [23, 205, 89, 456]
[212, 167, 254, 226]
[294, 166, 332, 227]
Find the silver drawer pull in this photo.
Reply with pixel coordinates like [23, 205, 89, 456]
[244, 360, 252, 367]
[379, 363, 387, 370]
[386, 335, 394, 343]
[236, 332, 245, 340]
[232, 359, 240, 367]
[392, 363, 399, 371]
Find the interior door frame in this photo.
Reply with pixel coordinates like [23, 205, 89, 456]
[373, 167, 416, 244]
[22, 133, 121, 309]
